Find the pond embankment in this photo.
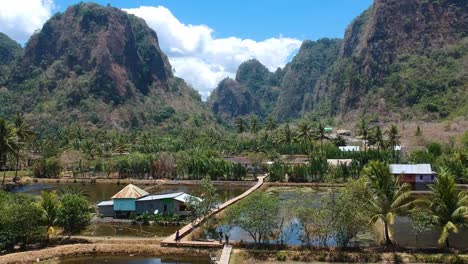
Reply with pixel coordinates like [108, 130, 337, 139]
[0, 239, 213, 264]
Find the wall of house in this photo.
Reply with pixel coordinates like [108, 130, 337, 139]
[113, 198, 136, 211]
[136, 199, 181, 215]
[98, 205, 114, 217]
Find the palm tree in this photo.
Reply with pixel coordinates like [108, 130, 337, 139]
[276, 124, 294, 154]
[0, 119, 18, 185]
[12, 114, 35, 179]
[296, 122, 313, 152]
[249, 115, 260, 134]
[369, 126, 385, 154]
[265, 116, 277, 131]
[386, 125, 400, 157]
[362, 161, 414, 246]
[37, 191, 60, 242]
[235, 117, 247, 134]
[357, 118, 371, 153]
[428, 169, 468, 248]
[314, 122, 329, 154]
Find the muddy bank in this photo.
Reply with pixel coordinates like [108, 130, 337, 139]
[0, 243, 214, 264]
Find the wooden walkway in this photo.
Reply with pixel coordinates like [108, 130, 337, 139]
[161, 175, 266, 247]
[218, 245, 232, 264]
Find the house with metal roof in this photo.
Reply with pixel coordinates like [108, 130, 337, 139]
[97, 184, 200, 218]
[389, 164, 437, 190]
[339, 146, 360, 152]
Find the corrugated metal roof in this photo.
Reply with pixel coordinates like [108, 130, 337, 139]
[111, 184, 149, 199]
[136, 192, 201, 203]
[390, 164, 433, 174]
[97, 200, 113, 206]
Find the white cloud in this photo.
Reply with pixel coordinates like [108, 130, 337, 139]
[0, 3, 301, 99]
[124, 6, 301, 100]
[0, 0, 54, 44]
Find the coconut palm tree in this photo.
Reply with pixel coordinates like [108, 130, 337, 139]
[357, 118, 371, 153]
[12, 114, 35, 179]
[265, 116, 277, 131]
[314, 122, 329, 154]
[362, 160, 414, 246]
[0, 119, 18, 185]
[249, 115, 260, 134]
[296, 122, 314, 152]
[276, 124, 294, 154]
[235, 117, 247, 134]
[368, 126, 385, 154]
[386, 125, 400, 159]
[37, 190, 60, 242]
[428, 169, 468, 248]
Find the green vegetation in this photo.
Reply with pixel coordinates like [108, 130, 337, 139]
[0, 190, 91, 252]
[426, 169, 468, 248]
[224, 192, 280, 245]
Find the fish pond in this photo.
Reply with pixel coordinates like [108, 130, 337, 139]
[54, 255, 210, 264]
[15, 182, 248, 238]
[219, 187, 468, 249]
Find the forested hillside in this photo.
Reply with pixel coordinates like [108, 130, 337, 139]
[209, 0, 468, 122]
[0, 3, 214, 134]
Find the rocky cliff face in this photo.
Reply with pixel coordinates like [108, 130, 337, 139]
[316, 0, 468, 117]
[1, 3, 212, 131]
[209, 59, 280, 119]
[341, 0, 467, 83]
[11, 3, 173, 103]
[0, 33, 22, 85]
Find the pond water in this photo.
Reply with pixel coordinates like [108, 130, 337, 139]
[15, 182, 248, 238]
[57, 255, 210, 264]
[223, 187, 468, 249]
[14, 182, 248, 204]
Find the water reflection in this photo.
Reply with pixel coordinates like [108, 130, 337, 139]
[225, 187, 468, 248]
[58, 255, 210, 264]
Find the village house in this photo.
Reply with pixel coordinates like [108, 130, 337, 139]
[327, 159, 353, 166]
[97, 184, 200, 218]
[339, 146, 360, 152]
[280, 155, 309, 165]
[224, 156, 254, 170]
[389, 164, 437, 191]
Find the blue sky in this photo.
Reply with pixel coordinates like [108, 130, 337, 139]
[53, 0, 372, 41]
[0, 0, 373, 98]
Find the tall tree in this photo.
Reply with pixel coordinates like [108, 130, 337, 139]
[427, 169, 468, 248]
[314, 122, 329, 154]
[12, 114, 35, 179]
[368, 126, 385, 154]
[386, 125, 400, 152]
[265, 116, 277, 131]
[296, 122, 313, 152]
[235, 117, 247, 134]
[356, 118, 371, 153]
[362, 161, 414, 246]
[0, 119, 18, 185]
[249, 115, 260, 134]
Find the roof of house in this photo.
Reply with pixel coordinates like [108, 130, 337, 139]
[97, 200, 114, 206]
[111, 184, 149, 199]
[137, 192, 201, 203]
[280, 155, 309, 164]
[339, 146, 360, 151]
[389, 164, 434, 175]
[224, 156, 252, 164]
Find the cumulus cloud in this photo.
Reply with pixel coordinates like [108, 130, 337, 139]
[0, 0, 54, 44]
[124, 6, 301, 99]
